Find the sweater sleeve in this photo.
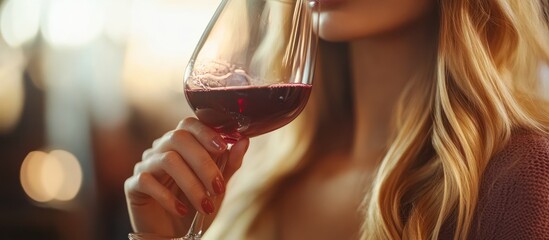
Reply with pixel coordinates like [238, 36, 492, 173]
[468, 133, 549, 240]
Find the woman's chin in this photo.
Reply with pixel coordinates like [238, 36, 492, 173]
[317, 20, 354, 42]
[317, 25, 369, 42]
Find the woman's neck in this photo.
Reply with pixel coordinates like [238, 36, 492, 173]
[350, 15, 437, 165]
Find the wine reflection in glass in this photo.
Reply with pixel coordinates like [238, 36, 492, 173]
[130, 0, 319, 239]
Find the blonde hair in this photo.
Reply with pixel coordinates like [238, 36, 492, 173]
[204, 0, 549, 239]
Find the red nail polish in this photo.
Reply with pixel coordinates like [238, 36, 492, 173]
[175, 201, 188, 216]
[201, 198, 215, 214]
[212, 176, 225, 195]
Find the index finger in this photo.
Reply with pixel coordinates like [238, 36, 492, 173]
[177, 118, 228, 153]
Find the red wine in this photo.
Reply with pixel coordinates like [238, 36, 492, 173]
[185, 84, 312, 143]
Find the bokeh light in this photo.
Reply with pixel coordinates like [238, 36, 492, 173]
[0, 53, 25, 134]
[49, 150, 83, 201]
[20, 151, 54, 202]
[40, 151, 64, 201]
[41, 0, 104, 48]
[103, 0, 132, 44]
[0, 0, 42, 48]
[20, 150, 83, 203]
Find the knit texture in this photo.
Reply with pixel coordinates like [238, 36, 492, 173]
[439, 130, 549, 239]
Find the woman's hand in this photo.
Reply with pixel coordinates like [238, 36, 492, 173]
[124, 118, 249, 236]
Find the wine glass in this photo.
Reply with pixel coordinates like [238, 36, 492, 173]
[129, 0, 319, 239]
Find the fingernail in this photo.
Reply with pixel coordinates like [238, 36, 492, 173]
[212, 176, 225, 195]
[211, 136, 227, 151]
[201, 198, 215, 214]
[175, 201, 188, 216]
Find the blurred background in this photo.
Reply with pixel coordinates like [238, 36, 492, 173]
[0, 0, 220, 239]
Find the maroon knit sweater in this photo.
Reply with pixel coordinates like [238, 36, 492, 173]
[439, 130, 549, 239]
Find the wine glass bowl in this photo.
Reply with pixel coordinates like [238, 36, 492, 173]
[184, 0, 319, 144]
[185, 65, 313, 143]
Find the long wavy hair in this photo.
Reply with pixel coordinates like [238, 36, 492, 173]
[204, 0, 549, 239]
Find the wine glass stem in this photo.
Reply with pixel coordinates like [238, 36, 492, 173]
[183, 143, 233, 240]
[183, 213, 205, 240]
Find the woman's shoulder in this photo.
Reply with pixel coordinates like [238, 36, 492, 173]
[505, 128, 549, 152]
[488, 128, 549, 173]
[468, 128, 549, 239]
[481, 129, 549, 190]
[482, 128, 549, 197]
